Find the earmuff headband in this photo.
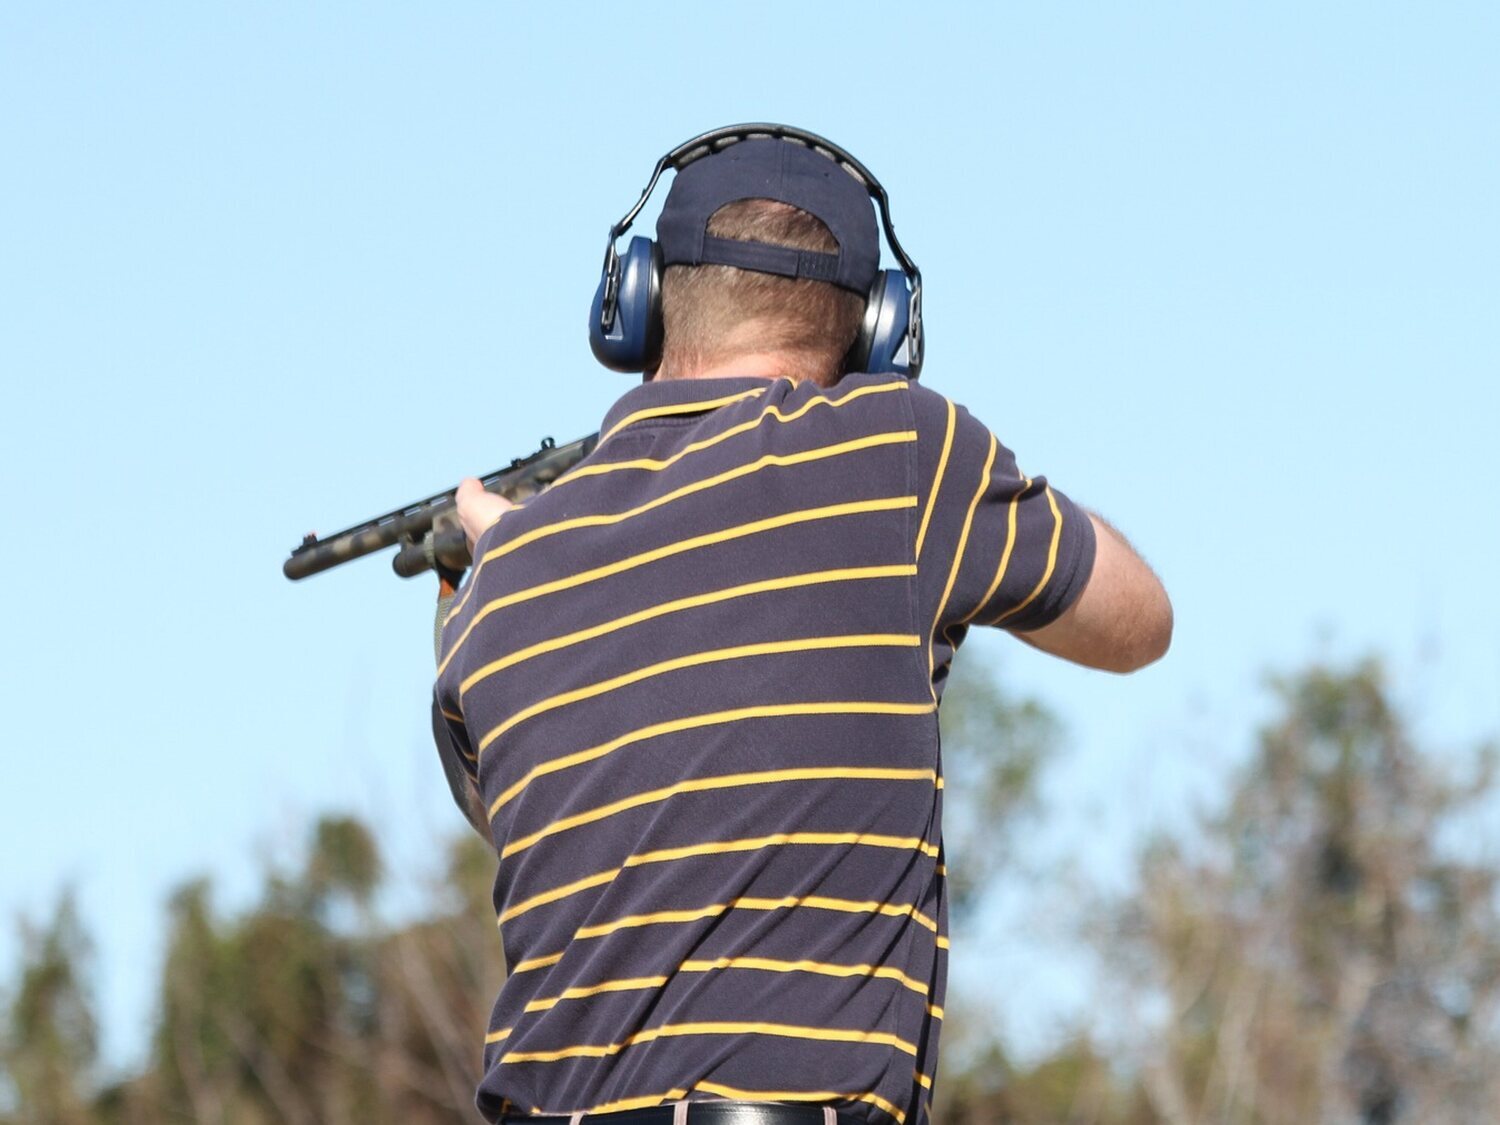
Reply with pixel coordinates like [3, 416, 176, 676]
[598, 124, 922, 375]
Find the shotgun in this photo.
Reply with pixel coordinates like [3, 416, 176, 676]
[282, 434, 598, 581]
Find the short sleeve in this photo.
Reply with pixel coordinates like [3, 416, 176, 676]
[432, 694, 477, 779]
[910, 388, 1097, 653]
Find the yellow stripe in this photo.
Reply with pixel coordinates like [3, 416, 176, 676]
[583, 1090, 690, 1115]
[510, 951, 565, 974]
[916, 1071, 933, 1090]
[959, 473, 1031, 626]
[989, 486, 1064, 626]
[572, 904, 735, 942]
[559, 381, 909, 489]
[480, 632, 921, 756]
[928, 432, 997, 687]
[488, 699, 935, 817]
[522, 954, 930, 1020]
[573, 893, 939, 936]
[499, 831, 941, 924]
[475, 430, 917, 572]
[601, 386, 768, 442]
[522, 956, 929, 1015]
[449, 381, 908, 627]
[783, 894, 938, 933]
[445, 575, 476, 627]
[679, 955, 931, 996]
[484, 1026, 512, 1044]
[914, 396, 956, 560]
[926, 1003, 945, 1020]
[500, 1020, 918, 1064]
[443, 505, 516, 624]
[524, 976, 669, 1013]
[434, 705, 475, 762]
[459, 564, 915, 696]
[936, 935, 951, 950]
[438, 494, 917, 678]
[501, 763, 935, 858]
[509, 894, 945, 973]
[695, 1081, 907, 1124]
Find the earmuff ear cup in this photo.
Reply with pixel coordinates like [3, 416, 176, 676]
[848, 269, 918, 379]
[588, 237, 664, 373]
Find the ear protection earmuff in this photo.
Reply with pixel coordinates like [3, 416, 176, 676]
[589, 123, 924, 379]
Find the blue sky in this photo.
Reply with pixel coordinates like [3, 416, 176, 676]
[3, 2, 1497, 1069]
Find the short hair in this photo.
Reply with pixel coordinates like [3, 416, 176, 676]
[659, 199, 867, 385]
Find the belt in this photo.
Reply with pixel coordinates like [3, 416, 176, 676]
[506, 1102, 858, 1125]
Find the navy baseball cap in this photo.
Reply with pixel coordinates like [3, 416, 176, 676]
[656, 138, 880, 295]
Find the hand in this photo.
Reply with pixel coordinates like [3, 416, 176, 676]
[456, 478, 514, 554]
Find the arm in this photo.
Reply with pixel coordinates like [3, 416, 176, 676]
[429, 479, 516, 845]
[1013, 513, 1172, 673]
[431, 702, 494, 841]
[907, 387, 1170, 677]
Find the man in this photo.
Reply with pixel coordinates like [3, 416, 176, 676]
[433, 131, 1171, 1125]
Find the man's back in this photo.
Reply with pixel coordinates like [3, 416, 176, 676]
[436, 373, 1096, 1124]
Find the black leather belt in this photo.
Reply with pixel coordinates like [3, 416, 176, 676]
[505, 1102, 858, 1125]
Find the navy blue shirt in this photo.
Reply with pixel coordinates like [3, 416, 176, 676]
[435, 374, 1096, 1124]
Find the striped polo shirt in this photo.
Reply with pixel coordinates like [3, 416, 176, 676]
[433, 373, 1096, 1125]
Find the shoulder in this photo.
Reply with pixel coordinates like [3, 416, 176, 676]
[733, 373, 920, 440]
[897, 380, 1001, 456]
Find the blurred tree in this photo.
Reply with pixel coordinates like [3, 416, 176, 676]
[0, 659, 1061, 1125]
[307, 816, 381, 908]
[0, 891, 97, 1125]
[936, 1030, 1150, 1125]
[937, 654, 1060, 924]
[16, 659, 1492, 1125]
[152, 877, 240, 1122]
[1101, 659, 1500, 1124]
[138, 814, 498, 1124]
[930, 654, 1067, 1121]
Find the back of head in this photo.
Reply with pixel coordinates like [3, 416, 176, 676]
[653, 136, 883, 386]
[660, 199, 867, 385]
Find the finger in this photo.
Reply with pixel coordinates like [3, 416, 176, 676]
[455, 478, 514, 552]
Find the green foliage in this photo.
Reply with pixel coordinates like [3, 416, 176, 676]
[4, 659, 1495, 1125]
[307, 818, 381, 907]
[1100, 659, 1500, 1124]
[1, 891, 97, 1125]
[938, 654, 1059, 922]
[936, 1034, 1153, 1125]
[926, 659, 1500, 1124]
[0, 815, 500, 1125]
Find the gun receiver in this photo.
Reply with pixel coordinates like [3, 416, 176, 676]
[283, 434, 598, 581]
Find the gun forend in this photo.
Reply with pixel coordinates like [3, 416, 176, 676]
[283, 434, 598, 581]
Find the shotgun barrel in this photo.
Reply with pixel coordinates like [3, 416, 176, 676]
[283, 434, 598, 581]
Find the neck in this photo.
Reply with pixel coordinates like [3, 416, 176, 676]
[655, 351, 834, 385]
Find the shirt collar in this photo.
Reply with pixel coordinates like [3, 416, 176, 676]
[599, 376, 778, 440]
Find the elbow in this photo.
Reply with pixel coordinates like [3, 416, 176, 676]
[1139, 600, 1175, 670]
[1111, 593, 1174, 674]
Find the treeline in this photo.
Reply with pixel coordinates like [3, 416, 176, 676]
[2, 818, 502, 1125]
[3, 660, 1497, 1124]
[936, 661, 1500, 1124]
